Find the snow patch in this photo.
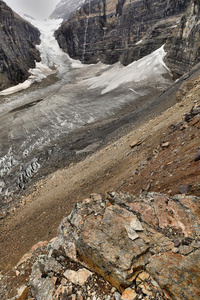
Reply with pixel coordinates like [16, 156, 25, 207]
[0, 62, 55, 96]
[86, 46, 171, 94]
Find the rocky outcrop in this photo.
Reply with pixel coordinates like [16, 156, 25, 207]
[26, 192, 200, 299]
[50, 0, 85, 20]
[164, 1, 200, 79]
[55, 0, 191, 65]
[0, 1, 40, 91]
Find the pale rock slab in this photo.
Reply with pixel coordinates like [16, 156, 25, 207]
[63, 268, 92, 286]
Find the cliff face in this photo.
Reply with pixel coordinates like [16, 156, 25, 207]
[50, 0, 85, 20]
[55, 0, 191, 65]
[0, 1, 41, 91]
[165, 1, 200, 79]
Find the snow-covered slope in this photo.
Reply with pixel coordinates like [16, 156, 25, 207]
[87, 46, 171, 94]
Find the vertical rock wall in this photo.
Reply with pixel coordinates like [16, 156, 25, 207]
[164, 1, 200, 79]
[55, 0, 191, 66]
[0, 1, 41, 91]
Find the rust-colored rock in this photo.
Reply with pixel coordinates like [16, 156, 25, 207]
[130, 140, 143, 148]
[16, 287, 30, 300]
[47, 192, 200, 298]
[147, 250, 200, 299]
[121, 288, 138, 300]
[31, 241, 48, 252]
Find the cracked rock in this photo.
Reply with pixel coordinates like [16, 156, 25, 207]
[30, 192, 200, 299]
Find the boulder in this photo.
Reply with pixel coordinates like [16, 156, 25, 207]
[48, 192, 200, 298]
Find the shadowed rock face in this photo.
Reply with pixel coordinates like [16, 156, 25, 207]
[55, 0, 191, 65]
[0, 1, 41, 91]
[164, 1, 200, 79]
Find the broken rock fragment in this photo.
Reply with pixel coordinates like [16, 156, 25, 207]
[194, 149, 200, 161]
[178, 184, 192, 194]
[63, 268, 92, 286]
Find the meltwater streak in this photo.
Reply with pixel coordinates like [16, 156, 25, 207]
[0, 16, 172, 202]
[81, 0, 91, 63]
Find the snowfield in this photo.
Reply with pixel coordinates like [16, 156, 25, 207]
[87, 46, 170, 94]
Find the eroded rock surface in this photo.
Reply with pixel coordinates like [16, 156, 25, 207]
[0, 1, 40, 90]
[55, 0, 191, 66]
[164, 1, 200, 79]
[27, 192, 200, 299]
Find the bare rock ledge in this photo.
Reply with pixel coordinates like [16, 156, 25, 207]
[27, 192, 200, 299]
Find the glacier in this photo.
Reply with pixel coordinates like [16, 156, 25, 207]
[0, 17, 172, 206]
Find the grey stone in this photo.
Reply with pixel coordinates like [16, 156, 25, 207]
[178, 185, 192, 194]
[30, 261, 54, 300]
[37, 255, 63, 275]
[174, 240, 180, 247]
[114, 292, 121, 300]
[50, 0, 85, 20]
[194, 149, 200, 162]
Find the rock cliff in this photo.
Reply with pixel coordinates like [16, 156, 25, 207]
[0, 1, 40, 91]
[164, 1, 200, 79]
[55, 0, 191, 66]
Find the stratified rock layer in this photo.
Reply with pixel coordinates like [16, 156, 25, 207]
[0, 1, 40, 91]
[164, 1, 200, 79]
[41, 192, 200, 299]
[55, 0, 191, 66]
